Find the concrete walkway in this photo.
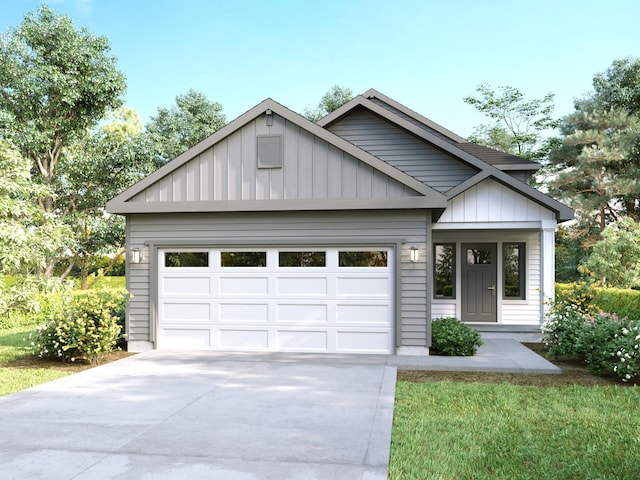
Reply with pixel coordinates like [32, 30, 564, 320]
[0, 338, 557, 479]
[390, 337, 561, 374]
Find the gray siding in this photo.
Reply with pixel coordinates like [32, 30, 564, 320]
[368, 97, 455, 142]
[127, 209, 429, 348]
[327, 108, 479, 193]
[131, 113, 418, 204]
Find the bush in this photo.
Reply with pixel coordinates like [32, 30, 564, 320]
[544, 286, 640, 383]
[576, 313, 631, 375]
[594, 288, 640, 321]
[431, 317, 483, 356]
[30, 289, 127, 365]
[612, 322, 640, 382]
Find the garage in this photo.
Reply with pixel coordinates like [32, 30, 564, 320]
[157, 248, 394, 353]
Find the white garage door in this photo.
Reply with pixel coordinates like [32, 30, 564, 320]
[157, 248, 394, 353]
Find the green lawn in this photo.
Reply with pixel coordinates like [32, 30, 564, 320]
[0, 325, 71, 397]
[390, 381, 640, 479]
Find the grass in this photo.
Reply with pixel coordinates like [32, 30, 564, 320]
[390, 345, 640, 480]
[390, 381, 640, 479]
[0, 323, 130, 397]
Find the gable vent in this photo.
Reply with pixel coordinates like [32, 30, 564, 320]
[257, 134, 283, 169]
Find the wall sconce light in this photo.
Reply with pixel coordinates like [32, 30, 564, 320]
[266, 108, 273, 126]
[410, 245, 419, 263]
[130, 248, 143, 264]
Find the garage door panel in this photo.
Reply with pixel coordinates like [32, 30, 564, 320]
[162, 302, 210, 322]
[336, 277, 389, 296]
[219, 303, 269, 322]
[161, 329, 211, 349]
[276, 330, 328, 351]
[161, 277, 211, 295]
[219, 329, 269, 349]
[336, 304, 389, 324]
[219, 276, 269, 295]
[337, 331, 390, 353]
[276, 304, 328, 323]
[276, 277, 328, 296]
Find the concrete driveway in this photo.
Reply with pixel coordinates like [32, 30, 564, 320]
[0, 351, 396, 480]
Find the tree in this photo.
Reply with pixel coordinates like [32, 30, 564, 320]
[304, 85, 353, 122]
[579, 218, 640, 288]
[56, 107, 155, 287]
[464, 83, 557, 161]
[547, 107, 640, 235]
[590, 57, 640, 113]
[0, 5, 127, 276]
[146, 89, 226, 164]
[0, 141, 70, 313]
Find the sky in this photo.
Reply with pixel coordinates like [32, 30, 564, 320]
[2, 0, 640, 138]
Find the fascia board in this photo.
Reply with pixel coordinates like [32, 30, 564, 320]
[360, 89, 469, 143]
[106, 196, 446, 215]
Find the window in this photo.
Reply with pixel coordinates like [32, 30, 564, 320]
[221, 252, 266, 267]
[434, 244, 455, 298]
[165, 252, 209, 267]
[278, 251, 326, 267]
[503, 243, 525, 299]
[257, 135, 283, 168]
[339, 251, 387, 267]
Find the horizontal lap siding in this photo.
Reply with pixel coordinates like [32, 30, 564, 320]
[328, 109, 478, 193]
[127, 210, 429, 347]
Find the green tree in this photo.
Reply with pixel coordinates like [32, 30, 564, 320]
[0, 5, 127, 276]
[0, 141, 70, 313]
[464, 83, 557, 161]
[579, 218, 640, 288]
[590, 57, 640, 113]
[304, 85, 353, 122]
[547, 107, 640, 235]
[146, 89, 226, 164]
[57, 107, 155, 287]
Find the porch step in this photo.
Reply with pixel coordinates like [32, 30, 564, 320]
[470, 324, 543, 343]
[471, 324, 542, 333]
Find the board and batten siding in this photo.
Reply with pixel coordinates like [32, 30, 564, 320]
[431, 232, 542, 325]
[126, 209, 429, 349]
[130, 113, 418, 204]
[438, 178, 555, 224]
[327, 108, 478, 193]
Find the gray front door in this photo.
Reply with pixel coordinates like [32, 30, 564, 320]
[461, 243, 497, 322]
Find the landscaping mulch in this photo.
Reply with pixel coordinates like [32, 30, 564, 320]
[0, 351, 133, 372]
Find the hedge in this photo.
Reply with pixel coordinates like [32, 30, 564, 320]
[556, 283, 640, 320]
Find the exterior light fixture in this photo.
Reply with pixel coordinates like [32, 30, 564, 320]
[266, 108, 273, 126]
[130, 248, 142, 264]
[410, 245, 419, 263]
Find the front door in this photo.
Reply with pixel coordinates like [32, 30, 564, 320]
[461, 243, 497, 322]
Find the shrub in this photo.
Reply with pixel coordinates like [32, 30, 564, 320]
[612, 322, 640, 383]
[431, 317, 483, 356]
[576, 313, 631, 375]
[594, 288, 640, 321]
[543, 282, 599, 357]
[31, 289, 127, 365]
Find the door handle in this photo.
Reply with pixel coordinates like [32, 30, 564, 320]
[487, 285, 496, 295]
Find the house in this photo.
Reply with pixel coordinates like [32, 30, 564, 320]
[106, 89, 573, 355]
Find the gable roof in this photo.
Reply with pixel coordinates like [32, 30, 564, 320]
[317, 89, 572, 222]
[106, 98, 447, 214]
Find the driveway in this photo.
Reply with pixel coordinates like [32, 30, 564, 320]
[0, 351, 396, 480]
